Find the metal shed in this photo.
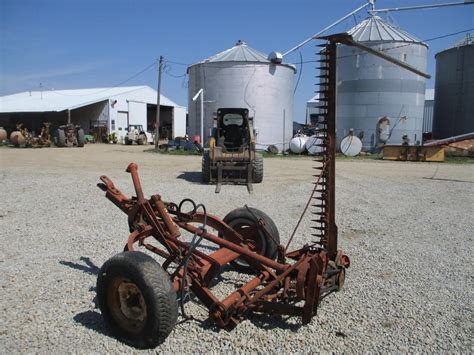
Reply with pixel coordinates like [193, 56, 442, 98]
[0, 86, 186, 142]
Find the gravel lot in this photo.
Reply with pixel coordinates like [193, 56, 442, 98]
[1, 144, 473, 353]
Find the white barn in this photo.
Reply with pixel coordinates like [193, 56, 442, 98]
[0, 86, 186, 142]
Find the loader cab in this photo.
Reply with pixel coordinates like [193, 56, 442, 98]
[214, 108, 252, 152]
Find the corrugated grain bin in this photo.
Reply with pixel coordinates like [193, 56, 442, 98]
[336, 16, 428, 149]
[432, 34, 474, 139]
[188, 40, 296, 151]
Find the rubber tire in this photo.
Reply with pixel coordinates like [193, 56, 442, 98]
[221, 207, 280, 273]
[252, 153, 263, 183]
[124, 137, 132, 145]
[137, 135, 147, 145]
[56, 129, 66, 147]
[77, 129, 85, 147]
[96, 251, 178, 349]
[201, 151, 211, 183]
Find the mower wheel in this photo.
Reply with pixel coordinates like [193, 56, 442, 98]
[96, 251, 178, 348]
[252, 153, 263, 183]
[201, 151, 211, 183]
[221, 207, 280, 273]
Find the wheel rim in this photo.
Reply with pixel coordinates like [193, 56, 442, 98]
[227, 217, 266, 268]
[107, 276, 147, 334]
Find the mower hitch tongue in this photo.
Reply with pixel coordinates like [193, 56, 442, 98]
[95, 35, 355, 349]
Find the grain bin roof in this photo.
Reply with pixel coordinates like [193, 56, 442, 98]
[348, 15, 427, 46]
[0, 86, 180, 113]
[437, 33, 473, 55]
[200, 40, 270, 63]
[189, 40, 296, 72]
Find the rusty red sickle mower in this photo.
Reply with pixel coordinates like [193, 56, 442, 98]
[95, 35, 353, 349]
[97, 161, 349, 348]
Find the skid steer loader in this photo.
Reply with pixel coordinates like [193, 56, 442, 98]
[202, 108, 263, 193]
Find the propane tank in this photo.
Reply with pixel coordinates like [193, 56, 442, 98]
[289, 135, 308, 154]
[305, 135, 324, 155]
[0, 127, 7, 143]
[340, 130, 362, 157]
[10, 131, 25, 147]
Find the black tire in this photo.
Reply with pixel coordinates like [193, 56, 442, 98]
[221, 207, 280, 272]
[137, 134, 147, 145]
[201, 151, 211, 183]
[124, 137, 132, 145]
[252, 153, 263, 183]
[56, 129, 66, 147]
[96, 251, 178, 348]
[77, 129, 85, 147]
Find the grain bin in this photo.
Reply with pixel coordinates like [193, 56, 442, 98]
[187, 40, 296, 151]
[336, 16, 428, 149]
[432, 34, 474, 139]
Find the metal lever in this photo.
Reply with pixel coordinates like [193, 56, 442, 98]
[126, 162, 145, 203]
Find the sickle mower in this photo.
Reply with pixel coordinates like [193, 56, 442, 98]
[95, 33, 429, 348]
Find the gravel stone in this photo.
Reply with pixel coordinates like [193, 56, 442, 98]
[0, 145, 472, 352]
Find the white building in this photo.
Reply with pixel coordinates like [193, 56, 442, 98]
[0, 86, 186, 142]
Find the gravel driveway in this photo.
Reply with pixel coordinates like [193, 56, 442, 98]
[1, 145, 472, 352]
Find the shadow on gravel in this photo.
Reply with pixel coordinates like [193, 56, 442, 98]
[59, 256, 100, 275]
[246, 313, 302, 332]
[176, 171, 204, 184]
[74, 310, 111, 337]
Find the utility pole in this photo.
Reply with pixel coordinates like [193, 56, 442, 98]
[155, 56, 164, 149]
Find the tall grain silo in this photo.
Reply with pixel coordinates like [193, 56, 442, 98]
[187, 40, 296, 150]
[336, 16, 428, 149]
[432, 34, 474, 139]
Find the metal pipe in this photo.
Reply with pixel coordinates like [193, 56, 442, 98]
[369, 1, 473, 14]
[282, 1, 373, 56]
[177, 222, 288, 272]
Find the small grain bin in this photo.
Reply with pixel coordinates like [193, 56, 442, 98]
[187, 40, 296, 151]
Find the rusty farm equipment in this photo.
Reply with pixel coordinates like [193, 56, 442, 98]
[10, 122, 52, 148]
[94, 34, 429, 348]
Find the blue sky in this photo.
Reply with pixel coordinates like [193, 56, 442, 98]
[1, 0, 473, 122]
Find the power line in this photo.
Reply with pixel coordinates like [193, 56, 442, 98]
[43, 61, 157, 96]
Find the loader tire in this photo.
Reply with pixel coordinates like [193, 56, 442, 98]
[124, 137, 132, 145]
[137, 134, 147, 145]
[201, 151, 211, 183]
[252, 153, 263, 183]
[220, 207, 280, 273]
[97, 251, 178, 349]
[77, 129, 85, 147]
[56, 129, 66, 147]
